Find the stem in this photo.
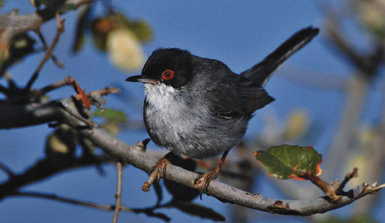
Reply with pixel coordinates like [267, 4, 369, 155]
[112, 162, 123, 223]
[26, 13, 65, 90]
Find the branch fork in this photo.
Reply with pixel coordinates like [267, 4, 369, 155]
[302, 167, 384, 202]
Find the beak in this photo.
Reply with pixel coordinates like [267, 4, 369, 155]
[125, 75, 159, 84]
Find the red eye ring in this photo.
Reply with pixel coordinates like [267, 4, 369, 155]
[161, 69, 174, 80]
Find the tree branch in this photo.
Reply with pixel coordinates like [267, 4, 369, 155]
[0, 97, 383, 215]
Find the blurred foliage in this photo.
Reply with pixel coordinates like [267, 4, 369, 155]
[283, 109, 309, 141]
[346, 125, 380, 185]
[72, 10, 152, 72]
[319, 215, 378, 223]
[255, 108, 322, 148]
[72, 5, 90, 53]
[45, 124, 77, 168]
[353, 0, 385, 39]
[0, 33, 36, 75]
[93, 108, 127, 122]
[106, 28, 145, 72]
[93, 108, 128, 135]
[30, 0, 77, 12]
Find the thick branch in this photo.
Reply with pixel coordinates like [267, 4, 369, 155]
[0, 100, 62, 128]
[0, 97, 382, 216]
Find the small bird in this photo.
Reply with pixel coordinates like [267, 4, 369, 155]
[126, 26, 319, 192]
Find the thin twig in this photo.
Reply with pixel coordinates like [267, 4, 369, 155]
[303, 172, 341, 202]
[113, 162, 123, 223]
[14, 191, 126, 211]
[35, 29, 64, 68]
[0, 161, 14, 177]
[25, 13, 65, 90]
[33, 76, 73, 97]
[336, 168, 358, 195]
[10, 191, 170, 221]
[59, 101, 93, 128]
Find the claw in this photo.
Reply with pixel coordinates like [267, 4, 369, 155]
[142, 157, 169, 192]
[193, 149, 230, 199]
[194, 172, 219, 199]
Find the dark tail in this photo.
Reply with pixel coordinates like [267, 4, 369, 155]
[240, 26, 319, 87]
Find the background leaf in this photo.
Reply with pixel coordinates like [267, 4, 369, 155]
[93, 108, 127, 122]
[72, 5, 92, 53]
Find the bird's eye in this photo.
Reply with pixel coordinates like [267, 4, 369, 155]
[161, 69, 174, 80]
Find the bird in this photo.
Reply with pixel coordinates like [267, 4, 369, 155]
[126, 26, 319, 193]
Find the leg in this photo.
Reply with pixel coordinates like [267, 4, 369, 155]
[194, 150, 230, 198]
[142, 153, 171, 192]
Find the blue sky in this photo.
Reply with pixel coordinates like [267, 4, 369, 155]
[1, 0, 384, 222]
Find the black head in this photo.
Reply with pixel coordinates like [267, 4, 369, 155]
[126, 48, 195, 88]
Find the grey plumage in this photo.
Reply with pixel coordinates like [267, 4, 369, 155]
[126, 27, 319, 159]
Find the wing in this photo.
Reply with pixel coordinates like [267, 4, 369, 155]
[205, 73, 274, 119]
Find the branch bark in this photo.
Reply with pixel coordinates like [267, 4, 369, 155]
[0, 97, 382, 216]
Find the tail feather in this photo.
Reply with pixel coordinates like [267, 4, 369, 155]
[240, 26, 319, 87]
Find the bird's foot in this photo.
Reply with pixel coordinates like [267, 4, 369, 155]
[194, 171, 219, 199]
[142, 157, 168, 192]
[193, 150, 230, 199]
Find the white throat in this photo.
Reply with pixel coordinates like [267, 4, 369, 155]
[144, 83, 178, 109]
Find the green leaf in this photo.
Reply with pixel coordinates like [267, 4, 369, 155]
[320, 215, 378, 223]
[113, 13, 152, 42]
[171, 201, 225, 221]
[126, 20, 152, 42]
[36, 0, 48, 6]
[0, 0, 3, 7]
[72, 32, 86, 53]
[93, 108, 127, 122]
[255, 145, 322, 180]
[90, 18, 111, 51]
[91, 32, 107, 51]
[58, 3, 77, 13]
